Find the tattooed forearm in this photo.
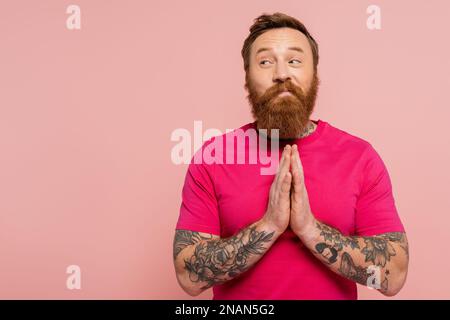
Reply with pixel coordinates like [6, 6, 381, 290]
[361, 237, 396, 267]
[302, 221, 409, 295]
[379, 232, 409, 259]
[174, 220, 279, 291]
[315, 242, 339, 264]
[339, 252, 371, 285]
[339, 252, 392, 291]
[173, 230, 214, 260]
[185, 225, 273, 289]
[316, 222, 360, 251]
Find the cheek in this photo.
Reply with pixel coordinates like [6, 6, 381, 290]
[301, 71, 316, 92]
[248, 68, 272, 95]
[256, 83, 270, 96]
[291, 74, 309, 91]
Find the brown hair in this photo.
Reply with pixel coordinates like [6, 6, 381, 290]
[241, 12, 319, 73]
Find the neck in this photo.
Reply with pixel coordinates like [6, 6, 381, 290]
[297, 120, 317, 139]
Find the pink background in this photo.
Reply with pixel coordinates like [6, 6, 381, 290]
[0, 0, 449, 299]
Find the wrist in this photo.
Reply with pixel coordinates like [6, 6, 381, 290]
[294, 214, 318, 242]
[258, 217, 285, 239]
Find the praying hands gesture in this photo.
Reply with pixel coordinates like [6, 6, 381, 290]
[288, 144, 317, 237]
[261, 144, 316, 237]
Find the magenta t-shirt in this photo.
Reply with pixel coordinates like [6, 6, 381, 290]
[175, 119, 405, 300]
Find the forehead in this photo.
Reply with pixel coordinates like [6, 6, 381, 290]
[251, 27, 311, 56]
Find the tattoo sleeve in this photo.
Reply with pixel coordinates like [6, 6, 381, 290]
[303, 221, 409, 295]
[173, 219, 280, 292]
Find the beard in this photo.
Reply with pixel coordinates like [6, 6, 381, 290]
[246, 73, 320, 139]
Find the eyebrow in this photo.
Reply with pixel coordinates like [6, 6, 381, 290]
[255, 46, 305, 55]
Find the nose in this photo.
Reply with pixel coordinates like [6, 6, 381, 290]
[272, 62, 291, 83]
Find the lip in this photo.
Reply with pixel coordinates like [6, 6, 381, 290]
[278, 91, 292, 97]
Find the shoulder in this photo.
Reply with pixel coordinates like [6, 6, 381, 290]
[322, 120, 375, 155]
[321, 121, 390, 180]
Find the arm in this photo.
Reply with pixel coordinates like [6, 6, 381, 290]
[173, 218, 282, 296]
[297, 219, 409, 296]
[288, 144, 409, 296]
[173, 145, 295, 296]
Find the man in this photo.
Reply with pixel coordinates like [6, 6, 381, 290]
[173, 12, 408, 299]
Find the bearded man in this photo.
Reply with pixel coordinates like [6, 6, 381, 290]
[173, 12, 408, 299]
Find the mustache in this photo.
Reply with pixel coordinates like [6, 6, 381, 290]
[257, 80, 306, 106]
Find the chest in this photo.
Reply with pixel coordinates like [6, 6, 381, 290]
[214, 152, 360, 237]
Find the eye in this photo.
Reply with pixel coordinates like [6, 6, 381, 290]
[259, 60, 272, 65]
[289, 59, 302, 64]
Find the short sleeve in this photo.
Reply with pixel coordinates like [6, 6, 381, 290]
[354, 145, 405, 236]
[175, 145, 221, 236]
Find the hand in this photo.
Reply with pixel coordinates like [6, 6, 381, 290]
[289, 144, 316, 238]
[261, 145, 292, 235]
